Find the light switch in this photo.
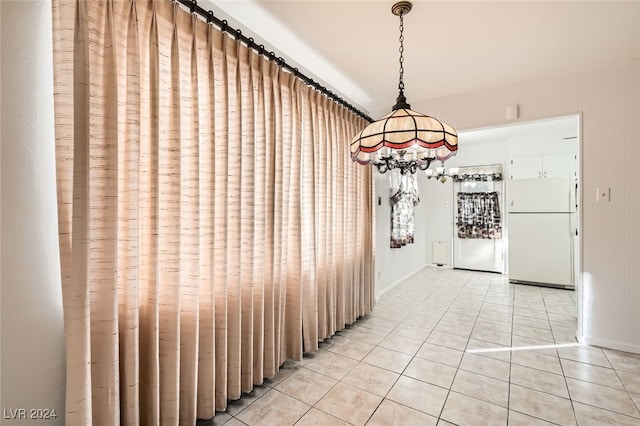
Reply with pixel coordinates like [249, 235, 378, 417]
[596, 187, 610, 203]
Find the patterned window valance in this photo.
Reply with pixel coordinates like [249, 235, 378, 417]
[453, 165, 503, 182]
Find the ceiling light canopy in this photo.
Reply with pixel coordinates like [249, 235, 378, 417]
[350, 1, 458, 175]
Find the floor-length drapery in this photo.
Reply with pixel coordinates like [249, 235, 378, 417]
[51, 0, 375, 423]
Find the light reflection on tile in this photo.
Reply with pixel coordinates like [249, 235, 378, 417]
[510, 335, 559, 356]
[466, 338, 512, 362]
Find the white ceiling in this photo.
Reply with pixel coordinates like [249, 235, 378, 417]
[207, 1, 640, 119]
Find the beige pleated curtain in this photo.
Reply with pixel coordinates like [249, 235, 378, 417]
[51, 0, 375, 423]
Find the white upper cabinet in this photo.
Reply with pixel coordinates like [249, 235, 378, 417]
[543, 153, 577, 178]
[509, 153, 577, 179]
[509, 156, 543, 179]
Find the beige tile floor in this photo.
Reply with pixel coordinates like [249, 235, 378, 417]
[200, 268, 640, 426]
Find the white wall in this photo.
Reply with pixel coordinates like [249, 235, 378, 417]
[1, 1, 66, 423]
[375, 172, 432, 297]
[411, 62, 640, 353]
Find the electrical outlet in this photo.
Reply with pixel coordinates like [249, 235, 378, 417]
[596, 187, 610, 203]
[377, 271, 382, 280]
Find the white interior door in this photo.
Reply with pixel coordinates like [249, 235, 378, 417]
[453, 178, 505, 274]
[454, 238, 504, 273]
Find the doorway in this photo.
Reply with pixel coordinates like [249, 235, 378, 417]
[451, 115, 580, 280]
[452, 164, 505, 274]
[424, 114, 581, 336]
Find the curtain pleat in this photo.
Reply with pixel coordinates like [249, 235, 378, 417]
[118, 1, 141, 424]
[138, 1, 161, 422]
[250, 52, 266, 387]
[262, 58, 279, 379]
[52, 0, 375, 423]
[195, 16, 215, 421]
[301, 87, 318, 353]
[210, 23, 229, 413]
[238, 42, 255, 395]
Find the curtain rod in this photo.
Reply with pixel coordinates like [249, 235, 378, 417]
[175, 0, 373, 123]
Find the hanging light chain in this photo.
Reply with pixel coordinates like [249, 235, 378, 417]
[398, 11, 405, 94]
[391, 1, 412, 110]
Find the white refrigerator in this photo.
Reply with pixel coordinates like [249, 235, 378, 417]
[507, 177, 576, 288]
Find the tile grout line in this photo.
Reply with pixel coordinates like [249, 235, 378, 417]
[543, 285, 581, 425]
[506, 277, 515, 424]
[380, 271, 463, 424]
[434, 272, 486, 424]
[361, 270, 454, 425]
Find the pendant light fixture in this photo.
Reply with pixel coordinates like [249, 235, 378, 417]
[350, 1, 458, 175]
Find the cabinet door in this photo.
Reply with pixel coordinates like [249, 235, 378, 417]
[542, 154, 577, 178]
[509, 156, 542, 179]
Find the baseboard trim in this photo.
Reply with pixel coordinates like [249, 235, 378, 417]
[580, 336, 640, 355]
[375, 265, 429, 302]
